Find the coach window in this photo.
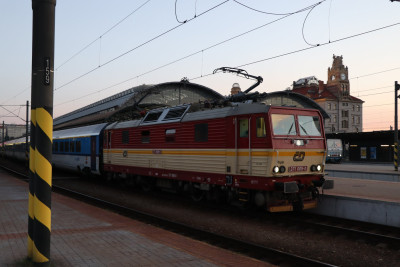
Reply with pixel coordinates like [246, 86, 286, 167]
[60, 141, 64, 152]
[64, 141, 69, 152]
[239, 119, 248, 137]
[195, 123, 208, 142]
[54, 142, 58, 152]
[141, 130, 150, 143]
[76, 141, 81, 153]
[70, 141, 75, 152]
[122, 130, 129, 144]
[165, 129, 176, 142]
[256, 117, 266, 137]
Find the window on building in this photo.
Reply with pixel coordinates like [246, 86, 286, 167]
[239, 119, 249, 137]
[256, 117, 266, 137]
[195, 123, 208, 142]
[352, 115, 355, 124]
[342, 110, 349, 117]
[342, 120, 349, 128]
[333, 115, 337, 123]
[357, 105, 360, 112]
[356, 116, 360, 124]
[334, 104, 337, 110]
[328, 103, 331, 110]
[352, 105, 355, 111]
[122, 130, 129, 144]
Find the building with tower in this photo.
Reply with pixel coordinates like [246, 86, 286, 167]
[292, 55, 364, 133]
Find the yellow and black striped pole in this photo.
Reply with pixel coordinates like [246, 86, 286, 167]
[30, 0, 56, 265]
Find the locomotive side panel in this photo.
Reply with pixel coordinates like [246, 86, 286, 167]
[104, 117, 229, 176]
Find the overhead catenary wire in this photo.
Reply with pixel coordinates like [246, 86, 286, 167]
[233, 0, 326, 16]
[56, 0, 152, 71]
[189, 21, 400, 81]
[55, 1, 328, 107]
[55, 0, 230, 92]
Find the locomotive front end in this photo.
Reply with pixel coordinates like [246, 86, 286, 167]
[267, 107, 334, 212]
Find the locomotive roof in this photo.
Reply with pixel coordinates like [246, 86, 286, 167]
[53, 123, 108, 139]
[182, 103, 271, 122]
[105, 103, 272, 130]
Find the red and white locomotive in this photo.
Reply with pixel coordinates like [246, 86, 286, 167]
[103, 102, 333, 212]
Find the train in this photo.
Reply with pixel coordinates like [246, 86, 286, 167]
[2, 102, 334, 212]
[326, 139, 343, 163]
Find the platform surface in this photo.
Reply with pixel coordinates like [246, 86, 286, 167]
[0, 169, 272, 267]
[324, 163, 400, 203]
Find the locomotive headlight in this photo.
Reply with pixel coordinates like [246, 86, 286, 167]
[310, 165, 317, 172]
[294, 139, 304, 146]
[316, 164, 322, 171]
[279, 166, 286, 173]
[273, 166, 280, 173]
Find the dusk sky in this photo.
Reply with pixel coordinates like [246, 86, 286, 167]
[1, 0, 400, 132]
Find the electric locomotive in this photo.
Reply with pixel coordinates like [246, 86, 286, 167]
[103, 102, 334, 212]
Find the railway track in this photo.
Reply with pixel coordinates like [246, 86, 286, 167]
[280, 213, 400, 249]
[2, 160, 400, 266]
[0, 161, 336, 267]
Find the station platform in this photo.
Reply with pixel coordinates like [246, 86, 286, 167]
[312, 163, 400, 227]
[0, 169, 271, 267]
[325, 162, 400, 182]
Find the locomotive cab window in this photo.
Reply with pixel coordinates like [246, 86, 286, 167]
[165, 129, 176, 142]
[239, 119, 248, 137]
[272, 114, 297, 135]
[195, 123, 208, 142]
[298, 115, 322, 136]
[122, 130, 130, 144]
[141, 130, 150, 143]
[256, 117, 266, 137]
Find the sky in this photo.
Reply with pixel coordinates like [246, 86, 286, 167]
[1, 0, 400, 132]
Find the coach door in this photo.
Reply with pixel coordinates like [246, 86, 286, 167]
[90, 136, 97, 171]
[236, 116, 251, 175]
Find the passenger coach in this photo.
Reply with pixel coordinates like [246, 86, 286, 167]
[52, 123, 108, 175]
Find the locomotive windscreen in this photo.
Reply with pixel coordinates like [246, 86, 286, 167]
[298, 115, 322, 136]
[271, 114, 297, 135]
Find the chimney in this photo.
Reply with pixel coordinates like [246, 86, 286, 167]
[318, 80, 324, 94]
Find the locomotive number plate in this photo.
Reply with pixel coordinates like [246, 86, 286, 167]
[288, 166, 307, 172]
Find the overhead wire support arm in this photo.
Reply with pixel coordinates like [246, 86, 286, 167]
[213, 67, 263, 93]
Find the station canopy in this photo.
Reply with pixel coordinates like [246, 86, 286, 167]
[53, 80, 328, 130]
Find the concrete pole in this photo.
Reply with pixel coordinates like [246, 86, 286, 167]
[26, 101, 29, 163]
[395, 81, 399, 171]
[31, 0, 56, 265]
[2, 121, 4, 156]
